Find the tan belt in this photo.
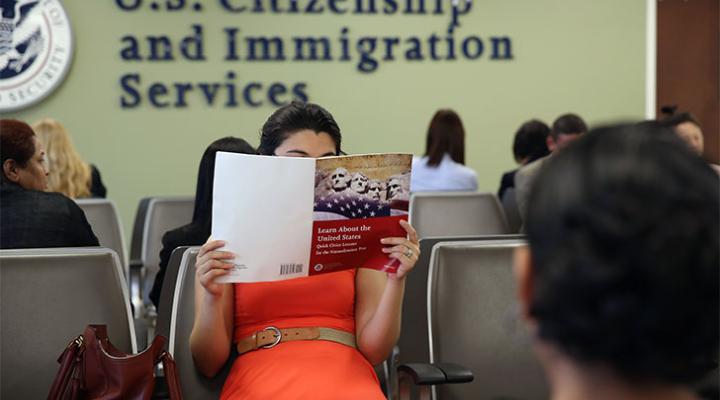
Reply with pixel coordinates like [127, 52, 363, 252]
[236, 326, 357, 355]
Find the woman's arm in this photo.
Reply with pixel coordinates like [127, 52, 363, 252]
[189, 240, 236, 377]
[355, 220, 420, 365]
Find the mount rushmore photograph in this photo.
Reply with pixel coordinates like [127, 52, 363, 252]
[313, 154, 411, 221]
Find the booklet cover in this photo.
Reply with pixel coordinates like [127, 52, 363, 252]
[212, 152, 412, 283]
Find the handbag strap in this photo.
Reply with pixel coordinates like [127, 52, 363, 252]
[146, 334, 183, 400]
[159, 351, 183, 400]
[48, 335, 85, 400]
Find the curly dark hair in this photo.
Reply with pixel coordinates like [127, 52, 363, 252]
[526, 122, 719, 385]
[258, 101, 342, 156]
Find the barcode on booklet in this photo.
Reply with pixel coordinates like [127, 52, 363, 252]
[280, 263, 304, 275]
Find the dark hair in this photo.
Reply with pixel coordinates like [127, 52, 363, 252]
[424, 109, 465, 167]
[526, 123, 719, 385]
[551, 113, 587, 139]
[258, 101, 342, 156]
[512, 119, 550, 163]
[659, 105, 702, 130]
[191, 137, 256, 232]
[1, 119, 36, 168]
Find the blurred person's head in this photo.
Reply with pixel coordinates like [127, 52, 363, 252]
[258, 101, 341, 158]
[32, 118, 92, 198]
[424, 109, 465, 167]
[515, 123, 718, 398]
[661, 107, 704, 156]
[548, 113, 587, 152]
[1, 119, 48, 191]
[192, 137, 256, 231]
[513, 119, 551, 165]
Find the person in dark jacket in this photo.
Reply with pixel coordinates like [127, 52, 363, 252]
[149, 137, 256, 309]
[1, 119, 99, 249]
[497, 119, 550, 200]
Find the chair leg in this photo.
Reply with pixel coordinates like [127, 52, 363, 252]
[398, 371, 434, 400]
[419, 386, 432, 400]
[388, 346, 400, 400]
[398, 373, 413, 400]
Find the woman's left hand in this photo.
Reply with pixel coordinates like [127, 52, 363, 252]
[381, 219, 420, 280]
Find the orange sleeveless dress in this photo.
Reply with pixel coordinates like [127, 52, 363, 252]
[220, 269, 386, 399]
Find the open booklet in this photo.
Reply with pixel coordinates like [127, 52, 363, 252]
[212, 153, 412, 283]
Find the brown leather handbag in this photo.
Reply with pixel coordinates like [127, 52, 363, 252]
[48, 325, 183, 400]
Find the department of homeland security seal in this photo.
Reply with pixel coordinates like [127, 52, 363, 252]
[0, 0, 73, 112]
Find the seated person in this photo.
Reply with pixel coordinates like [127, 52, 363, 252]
[148, 137, 256, 309]
[1, 119, 99, 249]
[191, 101, 420, 399]
[32, 118, 107, 198]
[515, 113, 587, 226]
[411, 109, 478, 192]
[515, 123, 718, 400]
[497, 119, 550, 200]
[660, 107, 720, 174]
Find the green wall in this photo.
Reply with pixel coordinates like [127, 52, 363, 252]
[6, 0, 647, 239]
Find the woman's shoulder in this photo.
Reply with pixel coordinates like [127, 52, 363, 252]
[450, 158, 477, 179]
[411, 155, 429, 168]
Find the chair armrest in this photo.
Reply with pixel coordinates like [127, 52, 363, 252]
[396, 362, 473, 400]
[397, 363, 447, 385]
[433, 363, 473, 383]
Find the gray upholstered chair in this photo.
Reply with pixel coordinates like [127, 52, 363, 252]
[500, 187, 522, 234]
[129, 196, 194, 313]
[396, 236, 524, 372]
[75, 198, 128, 274]
[155, 245, 192, 342]
[426, 239, 547, 400]
[0, 248, 136, 399]
[409, 192, 510, 239]
[166, 247, 233, 399]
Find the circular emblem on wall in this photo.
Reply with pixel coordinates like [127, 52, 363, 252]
[0, 0, 73, 112]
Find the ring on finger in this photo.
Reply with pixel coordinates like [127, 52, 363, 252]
[404, 249, 413, 258]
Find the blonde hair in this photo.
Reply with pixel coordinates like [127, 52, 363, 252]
[32, 118, 91, 198]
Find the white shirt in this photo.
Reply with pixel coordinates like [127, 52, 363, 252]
[411, 154, 478, 192]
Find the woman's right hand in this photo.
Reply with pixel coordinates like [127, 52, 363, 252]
[195, 239, 235, 296]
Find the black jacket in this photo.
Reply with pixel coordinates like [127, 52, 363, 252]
[89, 165, 107, 198]
[0, 182, 99, 249]
[497, 169, 518, 200]
[149, 224, 208, 309]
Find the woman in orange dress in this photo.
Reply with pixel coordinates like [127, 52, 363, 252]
[190, 101, 420, 399]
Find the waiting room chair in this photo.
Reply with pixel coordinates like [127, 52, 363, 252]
[166, 247, 233, 399]
[409, 192, 510, 239]
[0, 248, 136, 399]
[500, 188, 522, 233]
[155, 246, 193, 342]
[75, 198, 128, 274]
[395, 236, 524, 385]
[129, 196, 194, 314]
[423, 239, 548, 399]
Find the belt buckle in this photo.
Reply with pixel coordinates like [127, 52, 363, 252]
[260, 326, 282, 349]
